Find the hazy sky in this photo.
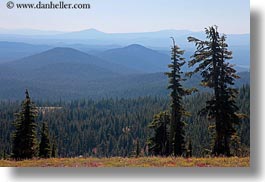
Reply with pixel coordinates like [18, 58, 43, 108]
[0, 0, 250, 34]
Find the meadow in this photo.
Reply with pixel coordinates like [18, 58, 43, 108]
[0, 157, 250, 167]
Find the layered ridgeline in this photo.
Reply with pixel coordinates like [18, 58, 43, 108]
[0, 44, 249, 100]
[0, 29, 250, 68]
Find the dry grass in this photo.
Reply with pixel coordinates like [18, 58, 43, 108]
[0, 157, 250, 167]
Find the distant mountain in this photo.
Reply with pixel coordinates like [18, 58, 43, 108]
[0, 28, 250, 48]
[0, 47, 122, 94]
[98, 44, 171, 73]
[0, 43, 250, 100]
[0, 29, 249, 69]
[55, 29, 250, 46]
[58, 29, 107, 39]
[54, 29, 195, 41]
[0, 41, 52, 63]
[1, 47, 137, 77]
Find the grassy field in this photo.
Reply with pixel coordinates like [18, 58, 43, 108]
[0, 157, 250, 167]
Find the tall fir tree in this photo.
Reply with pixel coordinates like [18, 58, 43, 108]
[39, 122, 51, 158]
[165, 38, 188, 157]
[187, 26, 241, 156]
[12, 89, 38, 160]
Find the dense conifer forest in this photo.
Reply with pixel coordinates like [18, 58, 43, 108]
[0, 85, 249, 158]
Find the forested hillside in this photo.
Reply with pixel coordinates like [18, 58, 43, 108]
[0, 70, 249, 100]
[0, 42, 249, 100]
[0, 85, 249, 158]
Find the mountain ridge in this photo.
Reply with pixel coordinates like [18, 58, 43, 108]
[98, 44, 171, 73]
[0, 29, 250, 47]
[3, 47, 138, 75]
[0, 46, 250, 100]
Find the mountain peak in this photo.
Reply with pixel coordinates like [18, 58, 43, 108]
[40, 47, 86, 56]
[48, 47, 78, 52]
[125, 44, 148, 50]
[77, 28, 105, 34]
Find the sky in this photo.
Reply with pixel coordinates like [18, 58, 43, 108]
[0, 0, 250, 34]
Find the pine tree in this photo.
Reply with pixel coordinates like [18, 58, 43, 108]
[187, 26, 241, 156]
[12, 89, 38, 160]
[39, 122, 51, 158]
[165, 38, 188, 157]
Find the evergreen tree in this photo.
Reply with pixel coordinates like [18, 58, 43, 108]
[148, 111, 170, 156]
[51, 142, 57, 158]
[165, 38, 189, 156]
[116, 127, 133, 157]
[135, 138, 140, 157]
[39, 122, 51, 158]
[187, 26, 241, 156]
[12, 89, 38, 160]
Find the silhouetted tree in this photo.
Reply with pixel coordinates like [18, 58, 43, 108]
[148, 111, 170, 156]
[187, 26, 241, 156]
[165, 38, 189, 156]
[12, 89, 38, 160]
